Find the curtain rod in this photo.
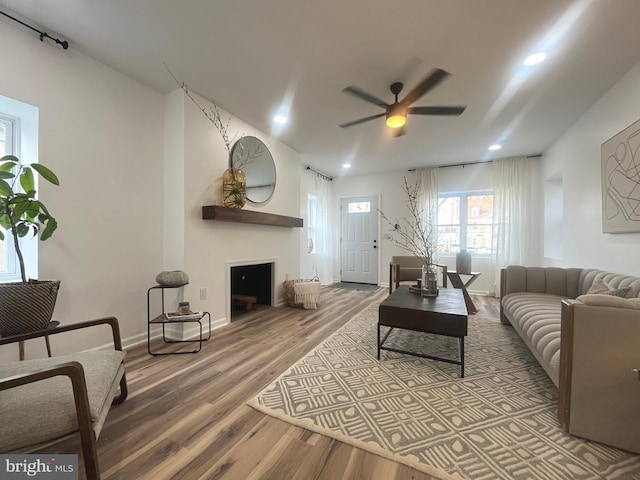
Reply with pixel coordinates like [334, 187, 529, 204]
[0, 10, 69, 49]
[407, 154, 542, 171]
[306, 166, 333, 181]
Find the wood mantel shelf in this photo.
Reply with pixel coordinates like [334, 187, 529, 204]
[202, 205, 303, 228]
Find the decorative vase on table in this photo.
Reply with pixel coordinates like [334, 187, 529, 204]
[421, 264, 439, 297]
[222, 168, 246, 208]
[456, 250, 472, 274]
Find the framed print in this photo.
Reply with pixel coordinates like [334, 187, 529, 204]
[601, 118, 640, 233]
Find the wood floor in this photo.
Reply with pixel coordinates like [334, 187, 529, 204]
[45, 286, 500, 480]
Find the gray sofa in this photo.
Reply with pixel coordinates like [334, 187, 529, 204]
[500, 265, 640, 453]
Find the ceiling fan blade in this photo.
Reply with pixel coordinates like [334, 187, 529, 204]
[408, 106, 466, 116]
[399, 68, 450, 108]
[339, 113, 385, 128]
[342, 86, 390, 108]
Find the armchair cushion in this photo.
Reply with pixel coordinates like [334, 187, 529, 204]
[0, 350, 126, 452]
[390, 256, 422, 281]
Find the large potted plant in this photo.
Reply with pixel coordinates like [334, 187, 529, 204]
[0, 154, 60, 336]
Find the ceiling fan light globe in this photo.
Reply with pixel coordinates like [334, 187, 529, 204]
[386, 115, 406, 128]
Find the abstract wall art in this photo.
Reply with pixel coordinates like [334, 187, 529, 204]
[601, 118, 640, 233]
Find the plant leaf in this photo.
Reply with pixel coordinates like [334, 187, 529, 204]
[20, 167, 35, 193]
[41, 217, 57, 240]
[15, 222, 29, 237]
[0, 230, 3, 240]
[31, 164, 60, 186]
[1, 154, 19, 163]
[0, 161, 17, 172]
[0, 171, 14, 179]
[34, 200, 50, 216]
[12, 200, 30, 219]
[26, 200, 40, 219]
[0, 179, 12, 195]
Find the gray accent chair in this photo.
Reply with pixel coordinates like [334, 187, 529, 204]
[0, 317, 128, 480]
[389, 255, 447, 294]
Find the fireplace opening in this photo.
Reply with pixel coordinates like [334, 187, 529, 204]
[230, 262, 272, 317]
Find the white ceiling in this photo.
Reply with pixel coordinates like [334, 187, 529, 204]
[2, 0, 640, 178]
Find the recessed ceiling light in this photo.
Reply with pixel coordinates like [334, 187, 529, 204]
[488, 144, 501, 151]
[273, 114, 288, 124]
[524, 52, 547, 66]
[342, 163, 351, 169]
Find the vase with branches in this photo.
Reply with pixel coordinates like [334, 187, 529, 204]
[379, 177, 439, 296]
[165, 63, 247, 208]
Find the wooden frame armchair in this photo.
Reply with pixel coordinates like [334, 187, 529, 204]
[389, 256, 448, 293]
[0, 317, 128, 480]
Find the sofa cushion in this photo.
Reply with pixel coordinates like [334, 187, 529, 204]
[501, 292, 564, 386]
[576, 294, 640, 309]
[0, 350, 126, 452]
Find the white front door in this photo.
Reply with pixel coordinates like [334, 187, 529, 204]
[340, 196, 379, 284]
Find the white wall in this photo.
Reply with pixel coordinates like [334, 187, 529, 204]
[541, 59, 640, 273]
[165, 91, 303, 326]
[0, 22, 164, 360]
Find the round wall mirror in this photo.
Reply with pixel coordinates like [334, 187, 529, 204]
[230, 136, 276, 203]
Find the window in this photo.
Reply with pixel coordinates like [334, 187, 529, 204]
[0, 95, 39, 282]
[0, 116, 17, 279]
[437, 192, 493, 255]
[347, 201, 370, 213]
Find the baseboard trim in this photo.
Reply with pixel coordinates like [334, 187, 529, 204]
[86, 315, 228, 352]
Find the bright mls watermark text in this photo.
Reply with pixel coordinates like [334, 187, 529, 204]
[1, 455, 78, 479]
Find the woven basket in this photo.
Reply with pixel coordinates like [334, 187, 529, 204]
[0, 280, 60, 336]
[284, 278, 320, 309]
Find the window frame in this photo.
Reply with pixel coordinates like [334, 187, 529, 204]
[0, 115, 19, 281]
[0, 95, 39, 283]
[437, 190, 494, 258]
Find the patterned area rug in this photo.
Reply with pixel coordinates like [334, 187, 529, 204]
[248, 304, 640, 480]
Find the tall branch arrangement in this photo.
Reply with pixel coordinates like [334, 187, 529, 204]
[379, 177, 436, 266]
[164, 63, 240, 153]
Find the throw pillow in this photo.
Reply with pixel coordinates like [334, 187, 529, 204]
[586, 281, 610, 294]
[586, 280, 632, 298]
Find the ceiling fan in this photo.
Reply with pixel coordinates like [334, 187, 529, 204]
[339, 68, 466, 136]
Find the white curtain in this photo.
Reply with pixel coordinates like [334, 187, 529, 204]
[416, 167, 439, 264]
[491, 156, 535, 294]
[314, 174, 333, 285]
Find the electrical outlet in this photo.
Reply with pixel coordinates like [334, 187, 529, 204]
[199, 287, 207, 300]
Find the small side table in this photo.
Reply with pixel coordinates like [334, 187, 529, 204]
[446, 270, 482, 314]
[147, 285, 211, 355]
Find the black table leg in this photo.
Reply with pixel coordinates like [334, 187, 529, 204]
[459, 337, 465, 378]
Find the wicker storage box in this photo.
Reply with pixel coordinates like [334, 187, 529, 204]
[284, 279, 321, 309]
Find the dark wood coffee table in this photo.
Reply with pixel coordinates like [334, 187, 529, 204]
[378, 286, 468, 377]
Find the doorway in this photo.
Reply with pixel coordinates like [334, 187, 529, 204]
[340, 196, 379, 284]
